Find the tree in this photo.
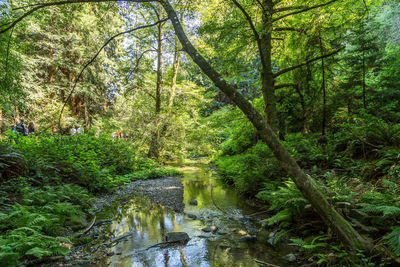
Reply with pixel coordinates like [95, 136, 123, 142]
[0, 0, 373, 253]
[161, 0, 371, 252]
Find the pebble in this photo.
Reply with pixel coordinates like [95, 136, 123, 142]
[282, 253, 297, 262]
[202, 225, 218, 233]
[189, 200, 198, 206]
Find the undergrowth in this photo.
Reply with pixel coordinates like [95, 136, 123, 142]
[213, 113, 400, 263]
[0, 133, 181, 266]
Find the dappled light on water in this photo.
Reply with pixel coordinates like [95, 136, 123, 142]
[97, 163, 290, 267]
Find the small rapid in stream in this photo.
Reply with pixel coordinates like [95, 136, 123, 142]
[94, 162, 292, 267]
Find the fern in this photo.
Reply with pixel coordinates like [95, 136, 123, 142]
[257, 180, 308, 227]
[383, 226, 400, 256]
[264, 209, 292, 226]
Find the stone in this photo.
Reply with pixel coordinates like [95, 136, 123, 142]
[202, 225, 218, 233]
[187, 213, 197, 219]
[166, 232, 190, 243]
[238, 235, 258, 242]
[237, 230, 248, 236]
[282, 253, 297, 262]
[189, 200, 198, 206]
[267, 232, 278, 245]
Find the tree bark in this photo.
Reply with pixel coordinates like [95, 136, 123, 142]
[161, 0, 371, 253]
[148, 3, 164, 158]
[319, 35, 327, 136]
[260, 0, 279, 133]
[362, 50, 366, 111]
[168, 34, 181, 111]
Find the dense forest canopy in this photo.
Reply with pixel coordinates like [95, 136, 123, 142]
[1, 0, 400, 266]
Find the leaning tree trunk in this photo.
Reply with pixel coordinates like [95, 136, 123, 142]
[161, 0, 371, 253]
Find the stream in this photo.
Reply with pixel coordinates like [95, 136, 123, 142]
[92, 162, 293, 267]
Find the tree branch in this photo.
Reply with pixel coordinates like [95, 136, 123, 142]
[275, 83, 296, 90]
[273, 0, 341, 22]
[231, 0, 260, 41]
[273, 27, 307, 36]
[253, 0, 264, 11]
[273, 48, 342, 78]
[57, 18, 168, 128]
[274, 5, 308, 13]
[0, 0, 154, 34]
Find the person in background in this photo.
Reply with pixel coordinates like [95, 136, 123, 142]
[77, 126, 84, 134]
[28, 122, 35, 135]
[15, 118, 27, 136]
[70, 126, 77, 136]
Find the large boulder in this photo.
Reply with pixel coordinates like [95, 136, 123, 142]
[166, 232, 190, 243]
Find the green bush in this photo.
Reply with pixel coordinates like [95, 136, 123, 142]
[215, 142, 284, 194]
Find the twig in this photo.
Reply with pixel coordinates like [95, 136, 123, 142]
[245, 210, 269, 217]
[210, 181, 228, 215]
[147, 240, 186, 249]
[79, 215, 96, 236]
[18, 256, 65, 267]
[254, 259, 281, 267]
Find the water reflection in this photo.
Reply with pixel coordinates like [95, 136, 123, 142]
[100, 163, 289, 267]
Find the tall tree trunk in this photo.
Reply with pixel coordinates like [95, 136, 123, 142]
[159, 33, 181, 139]
[260, 0, 278, 134]
[162, 0, 371, 253]
[148, 5, 164, 158]
[168, 35, 181, 112]
[0, 107, 3, 136]
[362, 50, 366, 111]
[319, 35, 327, 136]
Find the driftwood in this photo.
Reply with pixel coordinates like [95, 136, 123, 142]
[147, 240, 187, 250]
[71, 215, 96, 238]
[254, 259, 281, 267]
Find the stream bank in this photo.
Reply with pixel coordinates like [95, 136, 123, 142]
[52, 162, 295, 266]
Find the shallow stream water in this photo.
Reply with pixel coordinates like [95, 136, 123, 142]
[96, 162, 292, 267]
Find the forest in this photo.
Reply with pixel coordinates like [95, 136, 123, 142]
[1, 0, 400, 266]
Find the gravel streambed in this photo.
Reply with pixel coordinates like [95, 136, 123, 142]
[41, 176, 184, 267]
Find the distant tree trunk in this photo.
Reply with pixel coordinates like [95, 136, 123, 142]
[168, 34, 181, 112]
[362, 50, 366, 111]
[0, 107, 3, 136]
[162, 0, 371, 253]
[148, 4, 164, 159]
[49, 46, 54, 83]
[319, 35, 327, 137]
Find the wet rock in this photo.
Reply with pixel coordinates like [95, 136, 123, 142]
[267, 232, 278, 245]
[238, 235, 258, 242]
[202, 225, 218, 233]
[282, 253, 297, 262]
[239, 217, 251, 223]
[166, 232, 190, 243]
[74, 260, 91, 266]
[237, 230, 248, 236]
[187, 213, 197, 219]
[189, 200, 198, 206]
